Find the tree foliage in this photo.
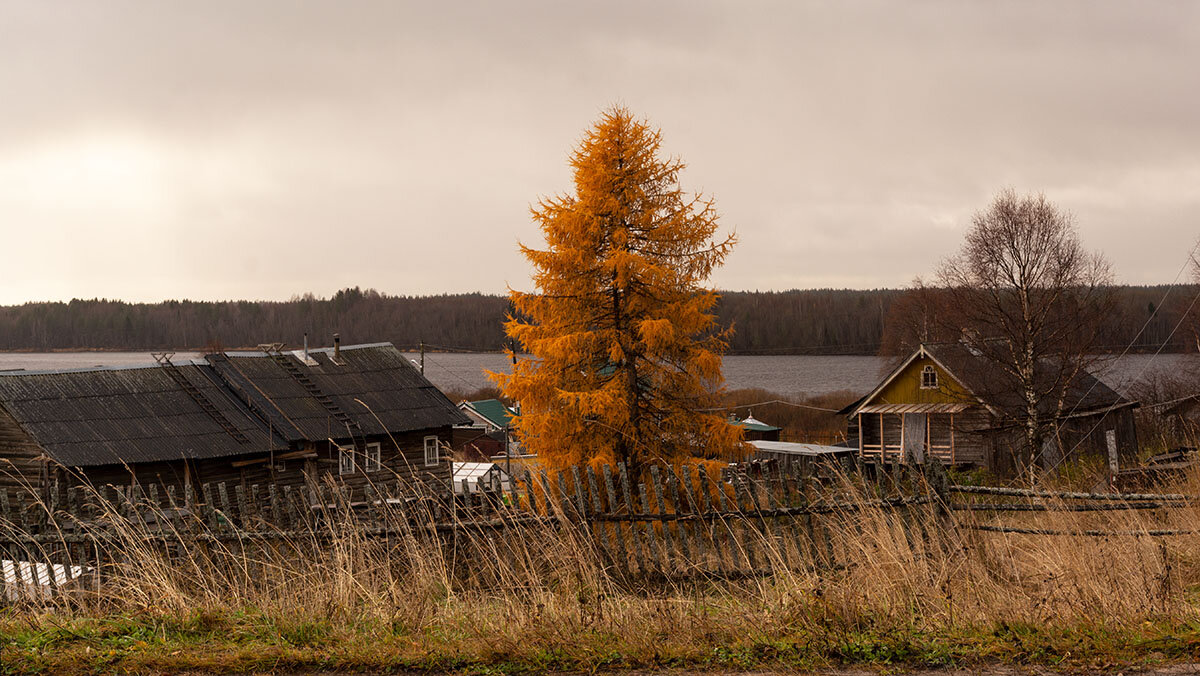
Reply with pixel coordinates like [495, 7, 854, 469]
[493, 107, 745, 473]
[0, 286, 1194, 356]
[918, 189, 1115, 471]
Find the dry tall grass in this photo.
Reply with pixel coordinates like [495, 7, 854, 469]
[5, 468, 1200, 669]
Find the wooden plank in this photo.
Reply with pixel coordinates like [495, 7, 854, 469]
[774, 462, 800, 568]
[66, 487, 82, 532]
[791, 460, 816, 566]
[519, 469, 533, 514]
[895, 465, 918, 555]
[617, 463, 647, 573]
[763, 463, 788, 568]
[268, 484, 282, 528]
[556, 472, 573, 523]
[571, 467, 588, 520]
[734, 477, 759, 571]
[649, 466, 676, 563]
[665, 466, 694, 562]
[698, 464, 731, 572]
[281, 485, 298, 530]
[638, 483, 661, 572]
[235, 484, 248, 525]
[601, 464, 629, 571]
[218, 482, 234, 529]
[249, 484, 260, 518]
[0, 488, 12, 527]
[538, 470, 554, 517]
[585, 466, 613, 563]
[501, 467, 519, 511]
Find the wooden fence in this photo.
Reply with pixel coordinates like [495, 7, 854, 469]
[2, 458, 1198, 602]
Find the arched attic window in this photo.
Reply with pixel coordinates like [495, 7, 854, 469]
[920, 365, 938, 389]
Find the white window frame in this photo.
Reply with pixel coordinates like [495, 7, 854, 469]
[423, 435, 440, 467]
[365, 442, 382, 473]
[338, 445, 355, 475]
[920, 365, 938, 390]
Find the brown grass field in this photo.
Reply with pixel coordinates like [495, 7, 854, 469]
[5, 462, 1200, 674]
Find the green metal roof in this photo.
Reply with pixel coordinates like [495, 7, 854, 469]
[729, 414, 782, 433]
[465, 398, 516, 429]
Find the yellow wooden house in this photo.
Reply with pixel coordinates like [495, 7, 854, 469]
[843, 342, 1138, 472]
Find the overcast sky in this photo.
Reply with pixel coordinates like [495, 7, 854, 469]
[1, 1, 1197, 305]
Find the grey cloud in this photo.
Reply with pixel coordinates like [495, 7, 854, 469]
[0, 1, 1197, 304]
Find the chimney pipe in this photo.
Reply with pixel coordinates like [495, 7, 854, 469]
[303, 332, 309, 361]
[333, 333, 341, 361]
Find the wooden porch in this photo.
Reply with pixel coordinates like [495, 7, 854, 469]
[857, 403, 971, 464]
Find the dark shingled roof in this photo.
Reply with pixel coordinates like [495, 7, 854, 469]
[205, 343, 469, 443]
[0, 342, 470, 467]
[845, 342, 1135, 419]
[0, 363, 284, 467]
[920, 341, 1131, 415]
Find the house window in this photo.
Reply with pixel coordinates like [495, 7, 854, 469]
[921, 365, 938, 389]
[365, 442, 382, 472]
[424, 436, 440, 466]
[338, 445, 355, 475]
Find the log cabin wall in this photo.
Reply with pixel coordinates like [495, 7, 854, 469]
[1056, 407, 1140, 465]
[61, 427, 456, 500]
[950, 408, 992, 466]
[316, 428, 453, 494]
[0, 406, 48, 510]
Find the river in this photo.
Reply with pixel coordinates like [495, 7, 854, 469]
[1, 350, 1195, 399]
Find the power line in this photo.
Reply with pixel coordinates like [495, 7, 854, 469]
[1052, 239, 1200, 470]
[419, 352, 492, 391]
[699, 399, 842, 413]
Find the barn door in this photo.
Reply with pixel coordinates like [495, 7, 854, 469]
[903, 413, 926, 463]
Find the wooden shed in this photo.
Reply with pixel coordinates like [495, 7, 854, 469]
[843, 342, 1139, 473]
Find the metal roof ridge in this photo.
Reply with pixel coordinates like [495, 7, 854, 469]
[0, 360, 210, 377]
[222, 341, 395, 357]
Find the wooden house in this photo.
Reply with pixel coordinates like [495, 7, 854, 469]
[842, 342, 1139, 473]
[0, 342, 469, 509]
[453, 398, 520, 460]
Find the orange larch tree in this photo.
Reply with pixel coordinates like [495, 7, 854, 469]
[492, 106, 746, 476]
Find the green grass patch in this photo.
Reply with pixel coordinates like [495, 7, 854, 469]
[5, 610, 1200, 675]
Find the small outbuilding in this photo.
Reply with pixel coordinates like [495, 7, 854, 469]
[453, 398, 521, 460]
[730, 414, 782, 441]
[451, 461, 513, 495]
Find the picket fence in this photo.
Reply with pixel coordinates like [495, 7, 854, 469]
[2, 457, 1197, 602]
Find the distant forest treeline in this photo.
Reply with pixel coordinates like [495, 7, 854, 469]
[0, 285, 1195, 355]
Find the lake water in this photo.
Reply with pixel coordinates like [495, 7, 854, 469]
[1, 350, 1195, 399]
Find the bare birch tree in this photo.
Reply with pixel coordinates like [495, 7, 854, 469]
[937, 189, 1114, 472]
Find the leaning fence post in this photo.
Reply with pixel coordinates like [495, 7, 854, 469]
[601, 465, 630, 572]
[0, 488, 11, 526]
[922, 457, 954, 551]
[923, 457, 951, 516]
[650, 466, 676, 562]
[617, 463, 648, 573]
